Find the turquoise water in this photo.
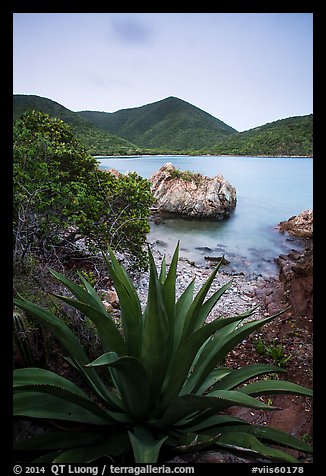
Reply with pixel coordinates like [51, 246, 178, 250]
[98, 155, 313, 276]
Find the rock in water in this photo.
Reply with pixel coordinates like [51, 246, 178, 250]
[149, 162, 237, 219]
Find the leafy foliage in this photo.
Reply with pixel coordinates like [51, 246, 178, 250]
[13, 244, 312, 463]
[13, 110, 154, 265]
[13, 94, 145, 156]
[254, 337, 291, 367]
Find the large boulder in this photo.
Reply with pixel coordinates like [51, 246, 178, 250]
[149, 163, 237, 219]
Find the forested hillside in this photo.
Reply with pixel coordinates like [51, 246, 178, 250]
[78, 96, 237, 151]
[14, 95, 313, 156]
[202, 115, 313, 157]
[13, 95, 145, 156]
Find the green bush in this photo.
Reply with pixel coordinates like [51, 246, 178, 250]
[13, 110, 154, 266]
[13, 244, 312, 463]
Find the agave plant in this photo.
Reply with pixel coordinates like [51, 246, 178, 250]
[13, 243, 312, 463]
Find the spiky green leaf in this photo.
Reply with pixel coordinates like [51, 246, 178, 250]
[238, 379, 313, 398]
[212, 364, 286, 391]
[103, 248, 143, 358]
[13, 298, 116, 406]
[14, 392, 111, 425]
[88, 353, 151, 420]
[216, 431, 299, 463]
[128, 426, 168, 463]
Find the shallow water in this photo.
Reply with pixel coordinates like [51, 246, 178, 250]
[98, 155, 313, 276]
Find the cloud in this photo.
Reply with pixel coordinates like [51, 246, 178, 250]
[84, 72, 131, 90]
[109, 14, 153, 45]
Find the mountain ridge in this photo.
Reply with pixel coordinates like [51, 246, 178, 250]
[13, 94, 313, 156]
[13, 94, 144, 156]
[77, 96, 237, 151]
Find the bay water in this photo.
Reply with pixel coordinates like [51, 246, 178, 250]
[98, 155, 313, 276]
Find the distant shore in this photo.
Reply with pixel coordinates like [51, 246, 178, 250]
[95, 154, 313, 159]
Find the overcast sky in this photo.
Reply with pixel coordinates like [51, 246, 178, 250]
[13, 12, 313, 132]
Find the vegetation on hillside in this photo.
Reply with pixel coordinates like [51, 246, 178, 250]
[79, 96, 237, 151]
[13, 95, 146, 156]
[13, 110, 154, 266]
[200, 115, 313, 157]
[13, 95, 313, 157]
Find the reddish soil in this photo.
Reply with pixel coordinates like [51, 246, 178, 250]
[224, 242, 313, 462]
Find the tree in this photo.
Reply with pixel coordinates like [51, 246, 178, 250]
[13, 110, 154, 266]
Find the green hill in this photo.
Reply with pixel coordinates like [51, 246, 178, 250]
[13, 95, 144, 156]
[13, 95, 313, 157]
[78, 96, 238, 151]
[203, 115, 313, 157]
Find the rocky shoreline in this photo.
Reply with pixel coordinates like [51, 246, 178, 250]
[134, 240, 265, 322]
[145, 211, 312, 320]
[131, 210, 313, 463]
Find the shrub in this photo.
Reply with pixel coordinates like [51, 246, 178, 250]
[170, 167, 204, 185]
[254, 337, 291, 367]
[13, 244, 312, 463]
[13, 110, 154, 266]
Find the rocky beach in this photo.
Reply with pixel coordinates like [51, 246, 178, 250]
[128, 210, 313, 463]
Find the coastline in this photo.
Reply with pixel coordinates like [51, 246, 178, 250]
[95, 154, 313, 159]
[133, 241, 267, 323]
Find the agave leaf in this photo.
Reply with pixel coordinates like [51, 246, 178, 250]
[212, 364, 286, 392]
[162, 241, 179, 323]
[53, 294, 126, 355]
[50, 270, 105, 313]
[183, 315, 249, 395]
[14, 432, 104, 451]
[52, 430, 130, 462]
[160, 243, 182, 376]
[173, 278, 195, 354]
[238, 379, 313, 398]
[77, 271, 107, 311]
[207, 389, 279, 410]
[14, 392, 112, 425]
[156, 390, 276, 429]
[88, 353, 151, 420]
[176, 414, 247, 433]
[13, 298, 116, 406]
[13, 367, 116, 422]
[182, 263, 222, 339]
[158, 313, 249, 412]
[141, 247, 170, 400]
[13, 299, 89, 364]
[251, 425, 313, 453]
[192, 311, 285, 394]
[192, 368, 234, 395]
[216, 431, 299, 463]
[103, 248, 143, 359]
[193, 280, 233, 333]
[159, 255, 167, 284]
[128, 425, 168, 463]
[86, 351, 120, 367]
